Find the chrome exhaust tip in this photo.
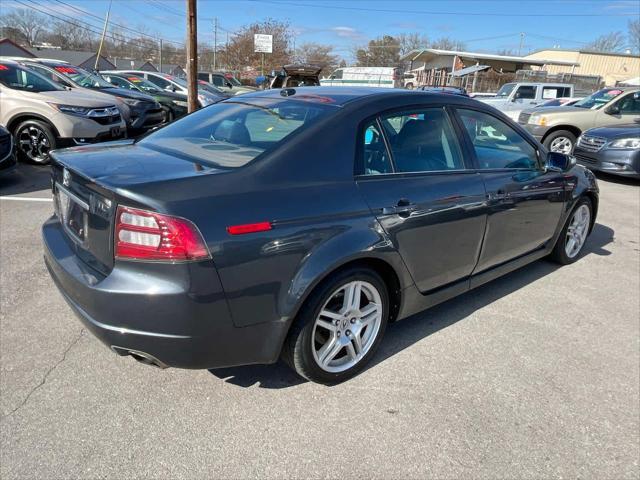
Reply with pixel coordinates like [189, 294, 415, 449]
[111, 346, 168, 369]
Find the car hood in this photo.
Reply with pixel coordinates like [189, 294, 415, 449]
[35, 89, 121, 107]
[584, 123, 640, 139]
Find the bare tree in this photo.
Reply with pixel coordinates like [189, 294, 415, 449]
[223, 18, 293, 73]
[629, 20, 640, 54]
[0, 8, 46, 46]
[397, 33, 428, 56]
[355, 35, 401, 67]
[429, 37, 466, 51]
[293, 42, 339, 75]
[586, 32, 626, 53]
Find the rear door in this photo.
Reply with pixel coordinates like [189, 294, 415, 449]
[356, 106, 487, 293]
[454, 107, 566, 272]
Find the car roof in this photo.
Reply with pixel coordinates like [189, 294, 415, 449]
[242, 86, 475, 107]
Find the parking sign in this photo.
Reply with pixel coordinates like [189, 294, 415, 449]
[254, 34, 273, 53]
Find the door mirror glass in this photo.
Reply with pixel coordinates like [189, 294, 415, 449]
[546, 151, 575, 172]
[606, 104, 620, 115]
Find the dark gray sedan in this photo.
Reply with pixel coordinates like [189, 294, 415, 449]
[43, 87, 599, 384]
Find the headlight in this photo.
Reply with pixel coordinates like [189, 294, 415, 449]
[49, 104, 91, 115]
[608, 138, 640, 149]
[528, 115, 547, 126]
[172, 100, 189, 107]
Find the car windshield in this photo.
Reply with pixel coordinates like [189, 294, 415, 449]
[495, 83, 516, 97]
[573, 88, 625, 110]
[198, 80, 226, 95]
[51, 65, 114, 89]
[122, 75, 160, 93]
[0, 63, 63, 92]
[140, 98, 336, 168]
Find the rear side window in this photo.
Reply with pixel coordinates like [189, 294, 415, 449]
[457, 109, 538, 170]
[140, 99, 334, 168]
[381, 108, 465, 173]
[359, 121, 393, 175]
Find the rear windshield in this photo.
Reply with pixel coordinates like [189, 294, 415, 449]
[0, 63, 63, 92]
[574, 88, 624, 110]
[140, 98, 336, 168]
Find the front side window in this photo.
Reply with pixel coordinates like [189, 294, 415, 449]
[457, 109, 539, 170]
[331, 69, 343, 80]
[0, 64, 62, 92]
[140, 99, 335, 168]
[615, 92, 640, 114]
[381, 108, 465, 173]
[147, 75, 171, 89]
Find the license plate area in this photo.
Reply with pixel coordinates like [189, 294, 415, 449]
[56, 184, 89, 243]
[110, 126, 121, 138]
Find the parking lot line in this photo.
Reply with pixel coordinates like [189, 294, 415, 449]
[0, 196, 52, 202]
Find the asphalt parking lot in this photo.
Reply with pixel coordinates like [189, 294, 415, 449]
[1, 164, 638, 479]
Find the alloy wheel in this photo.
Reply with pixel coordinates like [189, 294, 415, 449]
[549, 136, 573, 154]
[17, 125, 51, 163]
[565, 204, 590, 258]
[311, 280, 383, 373]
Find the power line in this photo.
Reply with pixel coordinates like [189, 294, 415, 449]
[249, 0, 639, 17]
[13, 0, 175, 51]
[51, 0, 184, 45]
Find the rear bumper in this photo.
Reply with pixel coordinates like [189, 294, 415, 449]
[42, 216, 288, 369]
[574, 147, 640, 179]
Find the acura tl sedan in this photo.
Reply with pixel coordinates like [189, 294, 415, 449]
[43, 87, 599, 384]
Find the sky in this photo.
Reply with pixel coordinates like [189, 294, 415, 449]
[5, 0, 640, 59]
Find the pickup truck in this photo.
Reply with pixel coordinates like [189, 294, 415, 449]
[479, 82, 574, 121]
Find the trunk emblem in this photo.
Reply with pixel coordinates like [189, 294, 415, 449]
[62, 168, 71, 187]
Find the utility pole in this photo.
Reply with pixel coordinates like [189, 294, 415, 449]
[95, 0, 112, 70]
[213, 17, 218, 71]
[186, 0, 198, 113]
[159, 38, 163, 72]
[518, 32, 525, 56]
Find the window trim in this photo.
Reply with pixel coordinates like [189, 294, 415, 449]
[451, 105, 544, 172]
[355, 104, 473, 179]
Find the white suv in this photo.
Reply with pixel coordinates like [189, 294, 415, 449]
[0, 60, 126, 164]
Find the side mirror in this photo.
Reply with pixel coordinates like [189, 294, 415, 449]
[226, 81, 233, 88]
[546, 151, 575, 172]
[605, 104, 620, 115]
[329, 75, 335, 80]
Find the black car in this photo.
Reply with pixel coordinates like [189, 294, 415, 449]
[43, 87, 599, 384]
[21, 60, 164, 135]
[573, 123, 640, 179]
[0, 125, 17, 175]
[100, 73, 189, 122]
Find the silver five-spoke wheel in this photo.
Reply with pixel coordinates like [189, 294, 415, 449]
[565, 204, 590, 258]
[549, 136, 573, 154]
[311, 280, 382, 373]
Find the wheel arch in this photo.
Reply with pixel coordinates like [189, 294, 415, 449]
[7, 114, 61, 138]
[541, 125, 582, 144]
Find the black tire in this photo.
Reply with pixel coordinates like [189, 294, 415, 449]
[550, 197, 592, 265]
[282, 267, 389, 385]
[543, 129, 576, 154]
[14, 120, 57, 165]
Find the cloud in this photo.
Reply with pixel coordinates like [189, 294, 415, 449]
[331, 26, 361, 39]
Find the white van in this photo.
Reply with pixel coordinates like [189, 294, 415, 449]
[320, 67, 402, 88]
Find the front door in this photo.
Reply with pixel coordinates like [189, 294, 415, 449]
[454, 108, 566, 272]
[356, 107, 487, 293]
[595, 90, 640, 126]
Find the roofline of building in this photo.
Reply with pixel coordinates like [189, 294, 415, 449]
[0, 38, 36, 58]
[401, 48, 580, 66]
[526, 48, 639, 59]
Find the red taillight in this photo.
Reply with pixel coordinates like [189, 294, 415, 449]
[115, 206, 210, 261]
[226, 222, 272, 235]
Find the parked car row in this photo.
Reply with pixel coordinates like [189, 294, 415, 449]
[0, 57, 250, 165]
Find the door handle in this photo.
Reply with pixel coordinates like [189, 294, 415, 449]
[382, 199, 417, 216]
